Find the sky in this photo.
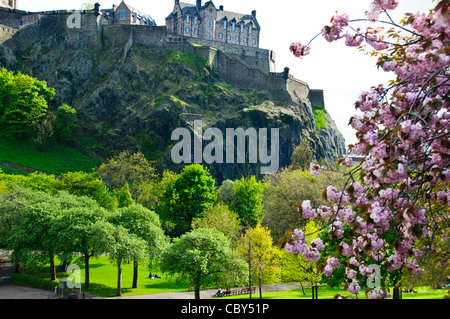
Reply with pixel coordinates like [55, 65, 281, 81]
[17, 0, 436, 147]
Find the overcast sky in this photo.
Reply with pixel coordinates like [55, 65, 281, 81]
[18, 0, 435, 147]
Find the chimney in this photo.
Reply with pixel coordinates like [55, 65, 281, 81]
[219, 5, 223, 11]
[196, 0, 201, 9]
[252, 10, 256, 19]
[175, 0, 180, 6]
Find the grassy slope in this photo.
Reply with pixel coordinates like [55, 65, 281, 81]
[0, 138, 100, 175]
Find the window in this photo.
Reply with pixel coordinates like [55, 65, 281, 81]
[249, 25, 252, 34]
[219, 33, 223, 39]
[240, 24, 244, 33]
[186, 27, 190, 34]
[252, 38, 256, 45]
[186, 15, 190, 23]
[232, 22, 235, 31]
[208, 19, 214, 30]
[227, 34, 231, 40]
[119, 10, 126, 21]
[194, 16, 198, 24]
[244, 37, 247, 43]
[194, 29, 198, 35]
[223, 21, 227, 30]
[235, 35, 239, 42]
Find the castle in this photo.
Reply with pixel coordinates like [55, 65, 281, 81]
[166, 1, 260, 48]
[0, 1, 325, 110]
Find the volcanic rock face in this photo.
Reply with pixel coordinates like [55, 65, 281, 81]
[0, 20, 346, 182]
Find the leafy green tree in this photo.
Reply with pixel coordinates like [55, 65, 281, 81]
[216, 179, 236, 207]
[237, 224, 281, 299]
[290, 139, 315, 171]
[193, 203, 242, 243]
[54, 104, 78, 144]
[135, 169, 179, 211]
[8, 195, 61, 280]
[31, 112, 55, 152]
[230, 176, 265, 228]
[111, 203, 168, 288]
[262, 168, 346, 244]
[116, 182, 134, 208]
[162, 164, 216, 237]
[0, 68, 55, 139]
[89, 221, 147, 296]
[160, 228, 248, 299]
[95, 150, 157, 193]
[50, 196, 111, 288]
[59, 171, 116, 210]
[0, 188, 53, 248]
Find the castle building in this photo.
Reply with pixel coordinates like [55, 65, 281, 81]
[110, 1, 156, 26]
[166, 0, 260, 48]
[0, 0, 17, 10]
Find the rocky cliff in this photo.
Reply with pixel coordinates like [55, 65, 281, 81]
[0, 20, 346, 182]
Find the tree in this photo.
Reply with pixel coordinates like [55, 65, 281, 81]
[192, 203, 243, 243]
[116, 182, 134, 208]
[89, 221, 147, 296]
[160, 228, 248, 299]
[0, 68, 55, 139]
[280, 221, 322, 299]
[59, 171, 116, 210]
[8, 194, 62, 280]
[111, 203, 168, 288]
[230, 176, 265, 229]
[0, 187, 53, 248]
[95, 150, 157, 194]
[162, 164, 216, 237]
[31, 112, 55, 152]
[50, 195, 110, 288]
[54, 104, 78, 144]
[290, 139, 315, 171]
[286, 0, 450, 299]
[237, 224, 282, 299]
[262, 168, 346, 244]
[216, 179, 236, 207]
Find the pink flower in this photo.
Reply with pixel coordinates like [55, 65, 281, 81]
[290, 42, 311, 58]
[323, 265, 334, 277]
[344, 32, 364, 47]
[322, 25, 344, 42]
[301, 200, 317, 219]
[342, 157, 353, 168]
[345, 268, 357, 280]
[310, 162, 323, 176]
[347, 281, 361, 295]
[332, 12, 350, 28]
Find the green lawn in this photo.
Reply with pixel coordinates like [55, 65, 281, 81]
[218, 286, 448, 300]
[0, 138, 100, 175]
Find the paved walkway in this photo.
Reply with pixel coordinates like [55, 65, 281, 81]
[0, 285, 59, 299]
[0, 283, 300, 299]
